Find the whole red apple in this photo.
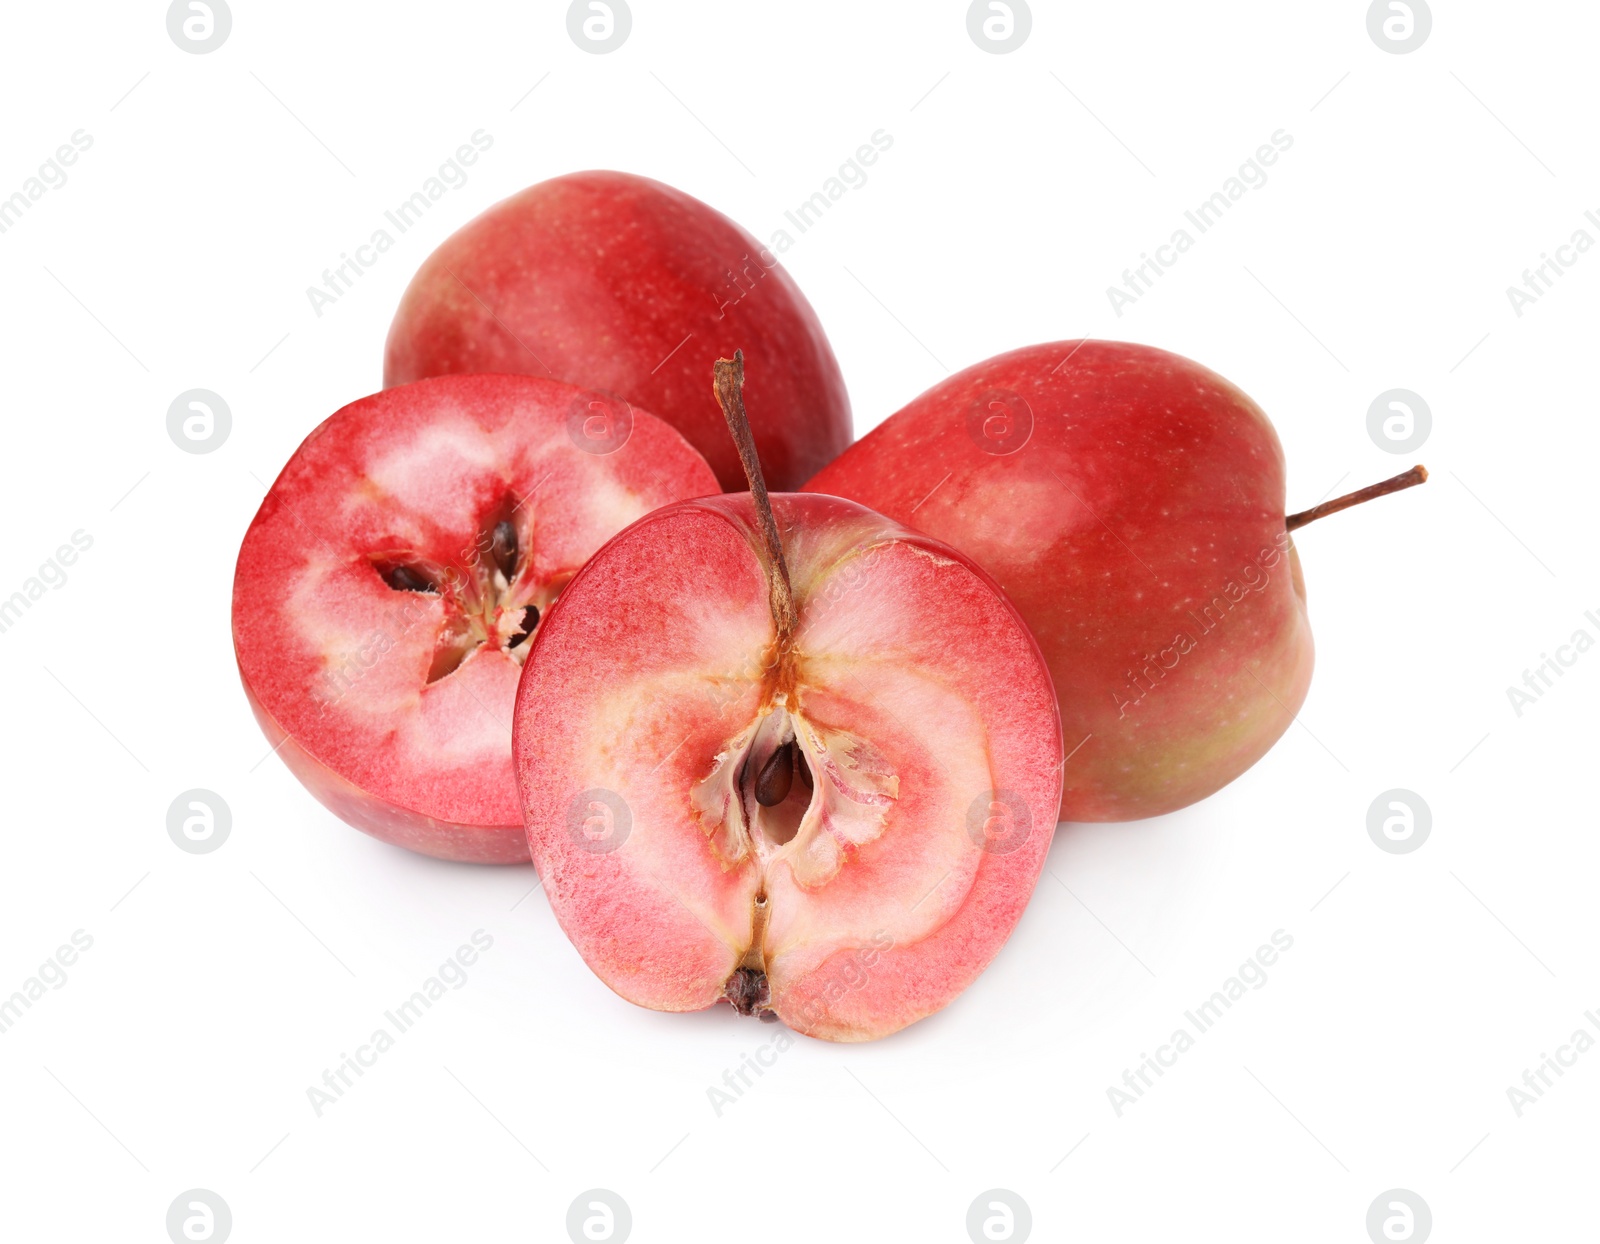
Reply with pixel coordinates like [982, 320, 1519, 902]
[384, 170, 852, 492]
[806, 340, 1425, 822]
[233, 373, 717, 863]
[512, 356, 1063, 1039]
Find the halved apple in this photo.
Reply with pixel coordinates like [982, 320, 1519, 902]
[513, 357, 1064, 1039]
[233, 373, 717, 863]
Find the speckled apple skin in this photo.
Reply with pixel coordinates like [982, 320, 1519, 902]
[807, 340, 1314, 823]
[384, 170, 852, 493]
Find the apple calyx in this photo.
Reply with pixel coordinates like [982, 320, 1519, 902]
[1285, 465, 1428, 532]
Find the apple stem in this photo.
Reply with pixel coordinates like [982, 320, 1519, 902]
[1285, 465, 1428, 532]
[713, 350, 797, 641]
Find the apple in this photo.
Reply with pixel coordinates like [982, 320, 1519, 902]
[233, 373, 718, 863]
[512, 355, 1064, 1040]
[383, 170, 852, 492]
[805, 340, 1426, 822]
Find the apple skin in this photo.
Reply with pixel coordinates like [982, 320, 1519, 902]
[383, 170, 852, 493]
[238, 687, 529, 862]
[232, 373, 719, 864]
[805, 340, 1314, 823]
[513, 492, 1063, 1040]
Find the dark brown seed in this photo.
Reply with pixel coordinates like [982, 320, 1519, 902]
[507, 605, 540, 649]
[754, 741, 795, 807]
[491, 520, 518, 579]
[383, 564, 435, 593]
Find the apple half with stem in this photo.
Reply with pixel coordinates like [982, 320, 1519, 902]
[233, 373, 718, 863]
[513, 354, 1064, 1040]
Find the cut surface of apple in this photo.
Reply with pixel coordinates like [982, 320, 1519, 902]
[513, 490, 1064, 1040]
[232, 373, 718, 863]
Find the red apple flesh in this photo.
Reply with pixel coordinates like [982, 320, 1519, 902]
[513, 359, 1064, 1040]
[807, 340, 1423, 822]
[383, 170, 852, 492]
[233, 373, 718, 863]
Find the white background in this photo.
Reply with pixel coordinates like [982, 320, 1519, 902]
[0, 1, 1594, 1240]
